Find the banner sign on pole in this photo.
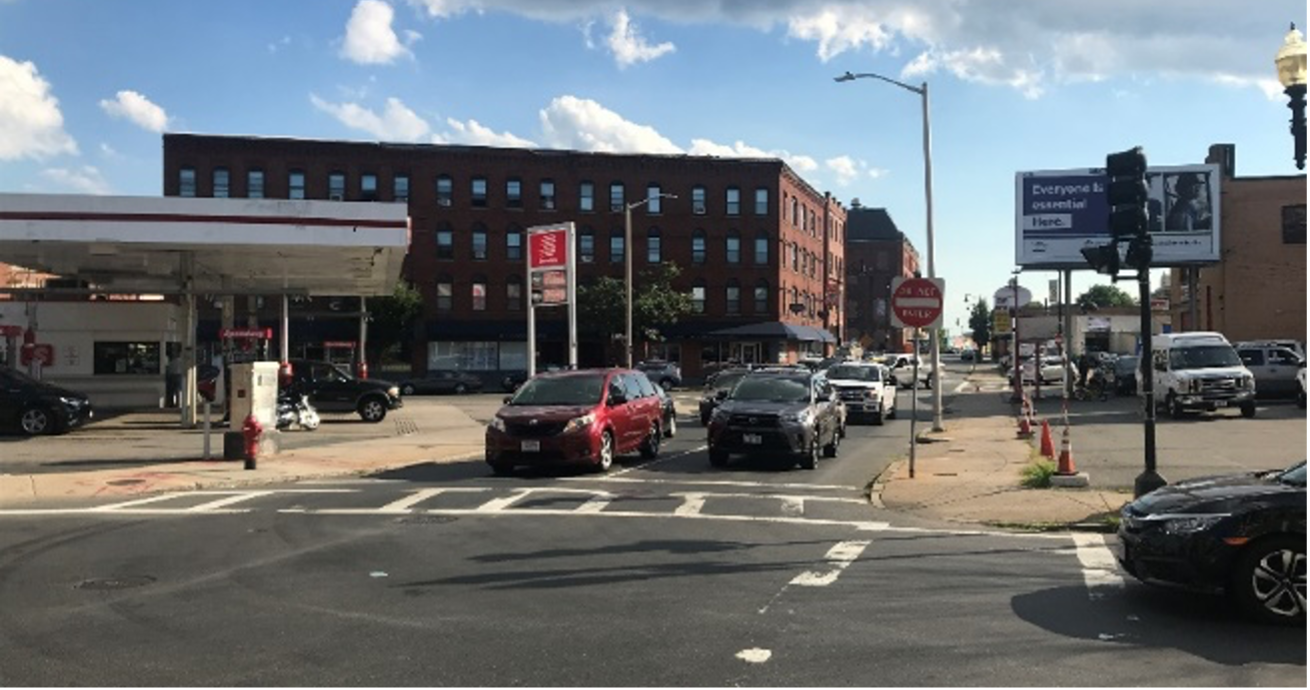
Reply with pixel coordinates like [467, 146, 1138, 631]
[526, 223, 578, 377]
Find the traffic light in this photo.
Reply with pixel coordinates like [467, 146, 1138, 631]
[1124, 236, 1153, 271]
[1081, 243, 1120, 276]
[1106, 147, 1149, 240]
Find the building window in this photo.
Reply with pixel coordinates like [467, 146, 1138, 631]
[472, 279, 487, 311]
[647, 184, 662, 213]
[328, 172, 345, 201]
[507, 276, 523, 312]
[692, 185, 707, 215]
[471, 177, 488, 208]
[435, 225, 454, 260]
[647, 228, 661, 263]
[506, 226, 522, 261]
[610, 230, 625, 264]
[692, 281, 706, 314]
[755, 233, 769, 265]
[361, 174, 377, 201]
[247, 169, 264, 198]
[93, 341, 161, 375]
[393, 174, 409, 202]
[472, 224, 488, 260]
[540, 180, 556, 210]
[726, 187, 740, 216]
[726, 232, 741, 265]
[754, 187, 768, 215]
[436, 175, 453, 206]
[754, 281, 769, 313]
[580, 181, 594, 212]
[212, 168, 230, 198]
[692, 229, 706, 265]
[436, 277, 453, 311]
[1283, 204, 1307, 244]
[791, 197, 799, 226]
[579, 227, 595, 263]
[506, 178, 522, 208]
[179, 167, 196, 197]
[610, 182, 625, 212]
[288, 170, 305, 199]
[726, 281, 740, 315]
[790, 243, 799, 272]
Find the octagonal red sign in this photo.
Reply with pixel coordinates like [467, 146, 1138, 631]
[890, 277, 945, 329]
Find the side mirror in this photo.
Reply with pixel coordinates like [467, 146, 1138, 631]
[715, 390, 729, 400]
[503, 396, 513, 405]
[609, 393, 627, 406]
[888, 375, 898, 386]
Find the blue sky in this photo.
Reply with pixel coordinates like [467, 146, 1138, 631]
[0, 0, 1304, 334]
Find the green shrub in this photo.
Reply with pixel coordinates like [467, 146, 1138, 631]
[1021, 460, 1057, 489]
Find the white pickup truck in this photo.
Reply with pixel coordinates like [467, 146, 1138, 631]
[824, 362, 898, 425]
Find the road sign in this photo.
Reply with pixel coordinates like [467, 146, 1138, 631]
[0, 325, 22, 338]
[993, 310, 1013, 335]
[993, 284, 1032, 310]
[890, 277, 944, 329]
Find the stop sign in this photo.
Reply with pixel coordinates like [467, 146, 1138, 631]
[890, 277, 945, 329]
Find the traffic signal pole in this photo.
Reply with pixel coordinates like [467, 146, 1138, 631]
[1134, 254, 1164, 497]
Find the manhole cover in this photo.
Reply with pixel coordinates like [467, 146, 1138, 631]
[75, 575, 156, 591]
[393, 515, 458, 525]
[106, 479, 145, 486]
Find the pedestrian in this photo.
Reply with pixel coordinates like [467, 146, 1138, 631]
[164, 348, 182, 407]
[1077, 351, 1092, 388]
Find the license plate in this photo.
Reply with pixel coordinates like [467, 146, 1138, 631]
[1213, 400, 1227, 408]
[743, 433, 762, 445]
[521, 440, 541, 452]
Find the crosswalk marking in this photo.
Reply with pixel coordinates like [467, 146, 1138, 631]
[1072, 532, 1125, 595]
[673, 493, 707, 516]
[186, 491, 275, 512]
[378, 488, 449, 513]
[573, 492, 616, 514]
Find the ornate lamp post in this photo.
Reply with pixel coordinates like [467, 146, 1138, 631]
[1275, 23, 1308, 170]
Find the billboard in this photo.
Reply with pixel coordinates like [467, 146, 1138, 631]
[1015, 164, 1221, 268]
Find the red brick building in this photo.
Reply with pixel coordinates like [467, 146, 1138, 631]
[842, 204, 920, 353]
[162, 134, 845, 379]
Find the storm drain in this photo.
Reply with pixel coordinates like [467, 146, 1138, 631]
[75, 575, 156, 591]
[394, 417, 419, 436]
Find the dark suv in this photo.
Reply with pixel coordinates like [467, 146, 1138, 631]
[706, 369, 843, 469]
[0, 365, 94, 435]
[287, 359, 402, 423]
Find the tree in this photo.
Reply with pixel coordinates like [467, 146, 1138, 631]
[968, 299, 992, 353]
[577, 263, 693, 347]
[1076, 284, 1137, 310]
[366, 281, 423, 366]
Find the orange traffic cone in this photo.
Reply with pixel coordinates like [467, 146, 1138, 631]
[1056, 425, 1077, 475]
[1017, 398, 1033, 438]
[1039, 419, 1055, 458]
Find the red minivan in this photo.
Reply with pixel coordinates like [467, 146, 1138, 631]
[485, 368, 665, 475]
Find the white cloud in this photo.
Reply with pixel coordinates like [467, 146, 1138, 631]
[688, 138, 817, 173]
[606, 9, 675, 68]
[40, 166, 111, 195]
[0, 55, 77, 160]
[406, 0, 482, 19]
[98, 90, 170, 132]
[341, 0, 417, 65]
[538, 95, 681, 154]
[99, 142, 121, 158]
[268, 35, 292, 53]
[437, 118, 536, 147]
[309, 94, 431, 141]
[824, 155, 889, 186]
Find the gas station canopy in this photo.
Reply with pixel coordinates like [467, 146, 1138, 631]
[0, 194, 409, 296]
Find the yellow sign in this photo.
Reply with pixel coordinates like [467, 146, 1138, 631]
[993, 310, 1012, 335]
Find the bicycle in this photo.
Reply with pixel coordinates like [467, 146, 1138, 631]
[1072, 368, 1111, 402]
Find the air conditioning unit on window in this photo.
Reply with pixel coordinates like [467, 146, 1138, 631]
[693, 204, 706, 214]
[329, 194, 344, 202]
[543, 199, 555, 210]
[611, 204, 624, 212]
[438, 198, 452, 207]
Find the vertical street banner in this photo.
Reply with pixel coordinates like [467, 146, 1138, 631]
[526, 222, 578, 375]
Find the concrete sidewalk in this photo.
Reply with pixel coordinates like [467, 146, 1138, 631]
[877, 370, 1133, 531]
[0, 402, 488, 505]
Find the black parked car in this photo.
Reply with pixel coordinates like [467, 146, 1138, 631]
[398, 370, 484, 396]
[0, 365, 94, 435]
[698, 367, 751, 425]
[287, 359, 402, 423]
[706, 369, 843, 470]
[654, 382, 677, 438]
[1116, 461, 1306, 625]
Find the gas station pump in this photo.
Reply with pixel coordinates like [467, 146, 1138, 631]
[219, 327, 273, 419]
[0, 325, 21, 368]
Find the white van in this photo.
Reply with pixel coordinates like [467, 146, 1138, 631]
[1150, 332, 1257, 418]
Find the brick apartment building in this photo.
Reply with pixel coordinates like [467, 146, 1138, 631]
[842, 204, 920, 353]
[162, 134, 846, 380]
[1168, 144, 1306, 342]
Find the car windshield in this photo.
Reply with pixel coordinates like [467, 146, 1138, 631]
[1115, 357, 1138, 373]
[826, 365, 879, 382]
[1170, 346, 1242, 370]
[730, 377, 810, 403]
[710, 372, 746, 392]
[509, 375, 604, 406]
[1277, 462, 1306, 487]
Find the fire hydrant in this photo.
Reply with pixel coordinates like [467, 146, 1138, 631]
[241, 413, 263, 470]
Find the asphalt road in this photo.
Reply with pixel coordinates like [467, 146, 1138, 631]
[0, 375, 1304, 687]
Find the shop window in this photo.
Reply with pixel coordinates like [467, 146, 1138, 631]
[93, 342, 161, 375]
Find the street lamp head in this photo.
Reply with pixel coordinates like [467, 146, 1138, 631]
[834, 71, 856, 83]
[1276, 23, 1308, 88]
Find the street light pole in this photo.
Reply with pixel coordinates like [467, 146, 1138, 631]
[835, 70, 943, 430]
[625, 193, 677, 368]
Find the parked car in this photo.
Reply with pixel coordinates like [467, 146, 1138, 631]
[1150, 332, 1256, 419]
[398, 370, 484, 396]
[485, 368, 664, 475]
[636, 360, 682, 390]
[1116, 461, 1306, 626]
[0, 365, 94, 435]
[706, 369, 843, 470]
[1235, 339, 1306, 362]
[499, 364, 565, 392]
[1011, 356, 1070, 386]
[824, 362, 897, 425]
[1235, 344, 1304, 399]
[699, 367, 751, 425]
[1112, 355, 1140, 396]
[287, 359, 402, 423]
[654, 382, 677, 438]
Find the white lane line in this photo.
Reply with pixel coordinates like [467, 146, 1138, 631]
[187, 491, 276, 512]
[605, 444, 708, 477]
[564, 475, 857, 493]
[789, 540, 871, 587]
[475, 489, 534, 512]
[1072, 532, 1125, 596]
[573, 492, 616, 514]
[673, 493, 707, 516]
[90, 493, 199, 511]
[378, 488, 448, 513]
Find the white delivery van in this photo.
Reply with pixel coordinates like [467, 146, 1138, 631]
[1150, 332, 1257, 419]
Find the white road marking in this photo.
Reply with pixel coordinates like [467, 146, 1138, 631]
[673, 493, 707, 516]
[475, 489, 534, 512]
[564, 475, 856, 493]
[378, 488, 448, 513]
[736, 648, 772, 663]
[1072, 532, 1125, 596]
[789, 540, 871, 587]
[186, 491, 275, 512]
[90, 493, 200, 511]
[780, 497, 804, 517]
[573, 492, 616, 514]
[605, 444, 708, 477]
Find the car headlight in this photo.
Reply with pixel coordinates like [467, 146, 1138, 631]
[781, 410, 812, 425]
[1144, 513, 1231, 535]
[563, 412, 595, 433]
[388, 386, 401, 398]
[58, 396, 83, 408]
[1242, 375, 1255, 390]
[489, 416, 506, 432]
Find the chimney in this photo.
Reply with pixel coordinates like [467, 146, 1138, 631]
[1206, 144, 1236, 177]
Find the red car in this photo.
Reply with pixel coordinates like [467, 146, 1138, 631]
[485, 368, 665, 475]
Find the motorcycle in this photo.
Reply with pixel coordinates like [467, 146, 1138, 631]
[276, 386, 320, 431]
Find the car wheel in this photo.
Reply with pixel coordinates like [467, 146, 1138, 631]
[20, 407, 54, 436]
[640, 422, 661, 459]
[664, 412, 677, 438]
[454, 383, 468, 395]
[709, 448, 729, 467]
[358, 397, 388, 423]
[401, 383, 416, 396]
[872, 405, 884, 426]
[700, 413, 710, 426]
[798, 438, 819, 470]
[1240, 401, 1257, 419]
[1166, 393, 1186, 420]
[660, 378, 675, 391]
[887, 400, 897, 419]
[823, 429, 840, 458]
[595, 431, 615, 472]
[1298, 391, 1307, 410]
[1231, 536, 1306, 626]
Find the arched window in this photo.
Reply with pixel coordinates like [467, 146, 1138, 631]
[647, 227, 661, 263]
[754, 232, 769, 265]
[726, 279, 741, 315]
[506, 225, 523, 261]
[726, 231, 740, 265]
[471, 276, 487, 311]
[436, 275, 453, 312]
[692, 279, 707, 314]
[579, 226, 595, 263]
[435, 223, 454, 260]
[692, 229, 707, 265]
[507, 274, 523, 312]
[609, 229, 625, 264]
[471, 223, 488, 260]
[754, 280, 769, 314]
